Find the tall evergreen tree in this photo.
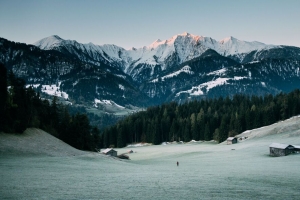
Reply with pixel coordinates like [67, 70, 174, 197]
[190, 113, 197, 140]
[219, 115, 229, 142]
[69, 113, 91, 150]
[183, 118, 191, 142]
[204, 122, 210, 141]
[197, 109, 205, 140]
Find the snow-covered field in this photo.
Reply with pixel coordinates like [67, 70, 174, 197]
[1, 117, 300, 199]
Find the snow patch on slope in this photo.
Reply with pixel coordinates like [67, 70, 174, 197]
[94, 99, 125, 109]
[207, 68, 227, 76]
[176, 76, 247, 97]
[26, 84, 41, 89]
[119, 84, 125, 90]
[41, 82, 69, 99]
[151, 65, 193, 82]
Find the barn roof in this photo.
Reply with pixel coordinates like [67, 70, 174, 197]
[269, 143, 294, 149]
[227, 137, 236, 141]
[293, 145, 300, 149]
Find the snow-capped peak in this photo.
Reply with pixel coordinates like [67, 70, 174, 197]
[51, 35, 63, 40]
[33, 33, 278, 80]
[220, 36, 236, 44]
[178, 32, 196, 37]
[166, 32, 203, 44]
[149, 39, 164, 48]
[181, 32, 189, 36]
[33, 35, 64, 50]
[217, 36, 270, 56]
[125, 33, 278, 78]
[33, 35, 131, 68]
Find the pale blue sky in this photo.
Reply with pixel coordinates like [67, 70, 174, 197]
[1, 0, 300, 49]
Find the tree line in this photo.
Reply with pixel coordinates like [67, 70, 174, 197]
[0, 63, 101, 151]
[102, 89, 300, 148]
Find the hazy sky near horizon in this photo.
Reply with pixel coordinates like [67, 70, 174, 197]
[1, 0, 300, 49]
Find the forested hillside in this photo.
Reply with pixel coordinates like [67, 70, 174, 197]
[102, 90, 300, 148]
[3, 60, 300, 151]
[0, 63, 101, 151]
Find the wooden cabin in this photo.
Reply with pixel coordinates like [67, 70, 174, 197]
[269, 143, 294, 157]
[102, 148, 117, 157]
[227, 137, 237, 145]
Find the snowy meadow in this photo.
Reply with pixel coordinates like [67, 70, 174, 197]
[1, 117, 300, 199]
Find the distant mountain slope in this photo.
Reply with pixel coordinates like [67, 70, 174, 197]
[139, 49, 239, 103]
[0, 37, 151, 108]
[239, 46, 300, 63]
[140, 48, 300, 103]
[34, 35, 130, 70]
[1, 33, 300, 111]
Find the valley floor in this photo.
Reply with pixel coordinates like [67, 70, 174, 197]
[1, 117, 300, 199]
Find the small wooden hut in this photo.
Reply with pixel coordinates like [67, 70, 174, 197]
[269, 143, 294, 157]
[102, 148, 117, 157]
[227, 137, 237, 145]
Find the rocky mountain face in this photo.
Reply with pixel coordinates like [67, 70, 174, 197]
[1, 33, 300, 112]
[0, 37, 150, 109]
[34, 33, 275, 83]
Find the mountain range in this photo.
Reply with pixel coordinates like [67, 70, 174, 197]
[1, 32, 300, 115]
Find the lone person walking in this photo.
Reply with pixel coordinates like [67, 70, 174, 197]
[177, 161, 179, 166]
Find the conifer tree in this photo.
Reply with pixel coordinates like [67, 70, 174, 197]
[204, 122, 210, 141]
[219, 115, 229, 142]
[190, 113, 197, 140]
